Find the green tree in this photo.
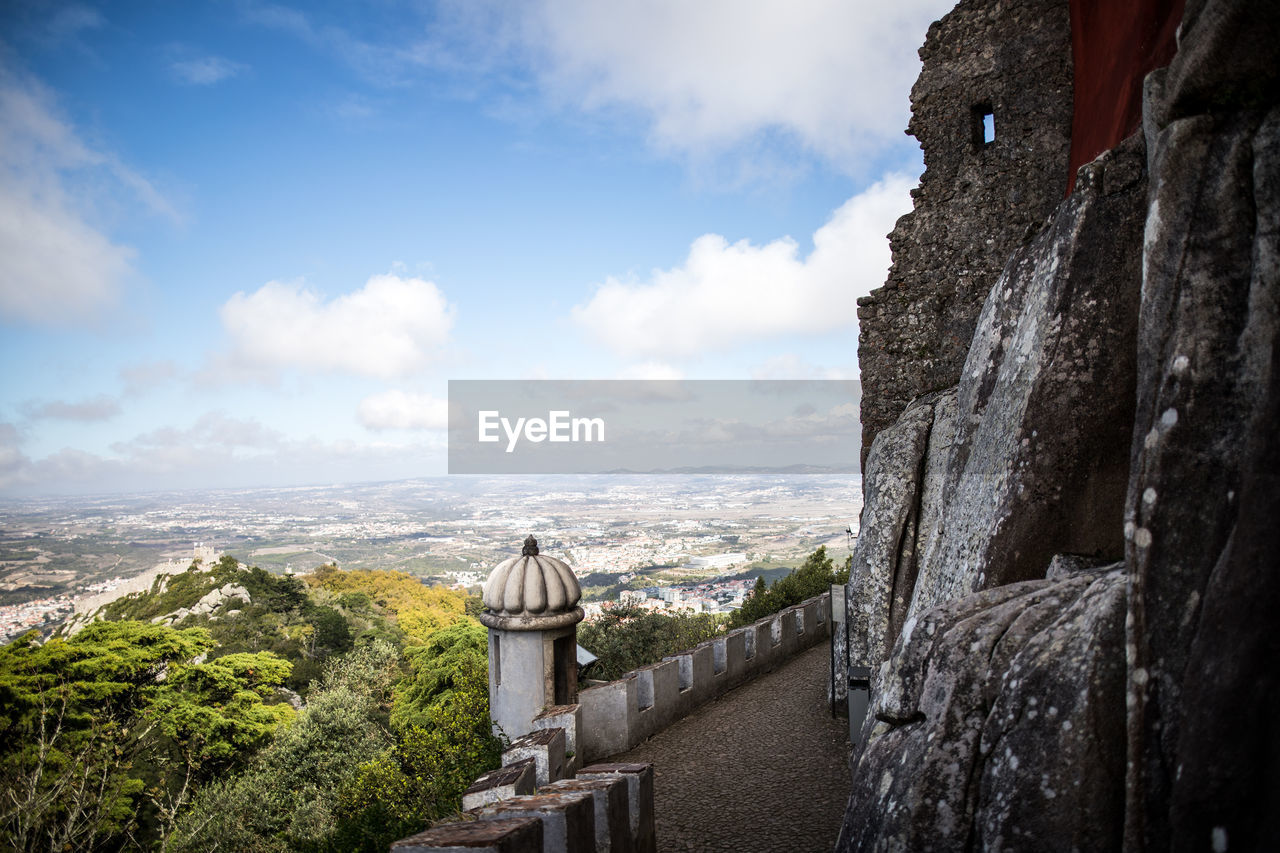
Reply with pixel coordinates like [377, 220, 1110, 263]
[335, 653, 502, 851]
[577, 608, 724, 681]
[143, 652, 294, 846]
[0, 621, 291, 851]
[168, 641, 402, 853]
[392, 619, 488, 731]
[729, 546, 850, 628]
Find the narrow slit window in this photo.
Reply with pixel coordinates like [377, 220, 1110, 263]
[972, 103, 995, 149]
[492, 635, 501, 686]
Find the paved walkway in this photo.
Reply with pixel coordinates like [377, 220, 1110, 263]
[612, 642, 851, 853]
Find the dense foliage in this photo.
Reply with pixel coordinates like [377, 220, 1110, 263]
[1, 561, 501, 852]
[304, 566, 467, 644]
[0, 620, 292, 850]
[577, 608, 725, 681]
[728, 546, 850, 628]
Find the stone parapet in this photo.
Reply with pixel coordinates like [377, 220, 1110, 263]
[463, 758, 537, 812]
[576, 763, 655, 853]
[503, 728, 567, 788]
[475, 791, 597, 853]
[578, 592, 830, 762]
[532, 704, 582, 774]
[541, 776, 630, 853]
[404, 758, 656, 853]
[390, 817, 543, 852]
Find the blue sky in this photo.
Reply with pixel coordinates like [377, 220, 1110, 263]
[0, 0, 953, 496]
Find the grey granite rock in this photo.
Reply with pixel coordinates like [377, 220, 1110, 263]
[844, 396, 935, 676]
[1124, 2, 1280, 843]
[908, 134, 1146, 616]
[837, 566, 1126, 853]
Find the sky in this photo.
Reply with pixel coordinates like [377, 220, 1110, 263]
[0, 0, 954, 497]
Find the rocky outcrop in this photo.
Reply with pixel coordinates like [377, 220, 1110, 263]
[845, 395, 934, 673]
[845, 133, 1145, 682]
[844, 389, 954, 681]
[838, 564, 1127, 852]
[908, 133, 1146, 615]
[1124, 0, 1280, 847]
[152, 583, 251, 624]
[841, 0, 1278, 849]
[856, 0, 1073, 464]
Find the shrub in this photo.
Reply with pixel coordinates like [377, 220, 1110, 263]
[577, 608, 724, 681]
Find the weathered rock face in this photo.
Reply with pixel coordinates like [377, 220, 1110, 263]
[907, 133, 1147, 614]
[152, 583, 251, 624]
[1124, 1, 1280, 848]
[844, 395, 934, 673]
[837, 565, 1127, 852]
[846, 132, 1145, 679]
[844, 389, 955, 679]
[842, 0, 1279, 849]
[857, 0, 1073, 464]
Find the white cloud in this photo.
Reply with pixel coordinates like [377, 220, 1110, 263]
[40, 5, 106, 46]
[115, 412, 285, 455]
[572, 172, 914, 359]
[119, 360, 180, 395]
[0, 423, 31, 490]
[615, 361, 685, 381]
[514, 0, 953, 169]
[248, 1, 949, 170]
[219, 273, 455, 378]
[0, 67, 175, 326]
[358, 390, 449, 430]
[0, 412, 448, 495]
[23, 394, 121, 422]
[750, 354, 858, 380]
[171, 56, 247, 86]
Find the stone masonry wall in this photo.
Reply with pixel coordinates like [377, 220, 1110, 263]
[857, 0, 1073, 463]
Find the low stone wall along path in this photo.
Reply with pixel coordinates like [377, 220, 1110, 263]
[612, 642, 849, 852]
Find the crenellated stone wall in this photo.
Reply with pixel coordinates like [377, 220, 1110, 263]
[391, 592, 831, 852]
[577, 594, 830, 762]
[856, 0, 1073, 465]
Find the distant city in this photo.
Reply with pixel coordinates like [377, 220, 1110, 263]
[0, 474, 861, 642]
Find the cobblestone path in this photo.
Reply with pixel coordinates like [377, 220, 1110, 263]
[612, 642, 850, 853]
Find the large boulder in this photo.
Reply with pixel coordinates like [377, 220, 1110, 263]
[152, 583, 252, 624]
[844, 387, 956, 681]
[837, 563, 1127, 852]
[1124, 1, 1280, 847]
[844, 392, 941, 674]
[907, 134, 1146, 615]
